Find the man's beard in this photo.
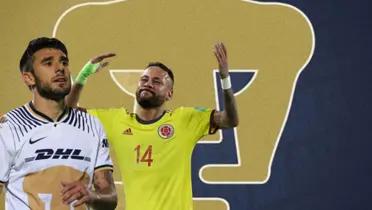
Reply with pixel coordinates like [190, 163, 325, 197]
[34, 75, 71, 102]
[135, 89, 165, 109]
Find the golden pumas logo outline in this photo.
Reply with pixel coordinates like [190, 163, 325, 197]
[53, 0, 315, 209]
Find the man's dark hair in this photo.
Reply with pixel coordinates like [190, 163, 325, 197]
[19, 37, 68, 72]
[146, 62, 174, 85]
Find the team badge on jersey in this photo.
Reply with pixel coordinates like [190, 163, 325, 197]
[158, 124, 174, 139]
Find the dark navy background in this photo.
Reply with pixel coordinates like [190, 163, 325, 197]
[192, 1, 372, 209]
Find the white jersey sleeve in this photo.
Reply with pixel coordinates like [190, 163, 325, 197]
[93, 117, 113, 172]
[0, 119, 15, 184]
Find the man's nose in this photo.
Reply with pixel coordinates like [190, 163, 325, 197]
[144, 80, 154, 88]
[55, 62, 65, 73]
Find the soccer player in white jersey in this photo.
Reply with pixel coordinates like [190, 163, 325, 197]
[0, 37, 117, 210]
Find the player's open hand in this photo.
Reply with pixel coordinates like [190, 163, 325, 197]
[214, 42, 229, 78]
[90, 52, 116, 73]
[61, 179, 93, 207]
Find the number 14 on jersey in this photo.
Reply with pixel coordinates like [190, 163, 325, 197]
[134, 145, 153, 167]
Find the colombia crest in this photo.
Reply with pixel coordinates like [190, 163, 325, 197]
[158, 124, 174, 139]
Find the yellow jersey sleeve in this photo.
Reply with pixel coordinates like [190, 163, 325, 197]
[178, 107, 217, 143]
[88, 108, 123, 140]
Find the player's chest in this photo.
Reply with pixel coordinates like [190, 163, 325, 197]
[110, 122, 186, 168]
[111, 121, 178, 145]
[17, 124, 99, 165]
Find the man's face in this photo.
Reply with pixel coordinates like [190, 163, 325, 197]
[25, 48, 71, 101]
[135, 66, 173, 109]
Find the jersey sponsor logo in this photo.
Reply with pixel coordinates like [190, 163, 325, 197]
[122, 128, 133, 135]
[158, 124, 174, 139]
[25, 148, 91, 163]
[29, 136, 47, 144]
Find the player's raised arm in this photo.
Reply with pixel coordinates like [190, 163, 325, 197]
[65, 53, 116, 107]
[212, 42, 239, 129]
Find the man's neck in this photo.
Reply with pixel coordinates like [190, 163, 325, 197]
[31, 93, 66, 122]
[134, 103, 166, 122]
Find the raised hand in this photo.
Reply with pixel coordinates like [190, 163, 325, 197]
[213, 42, 229, 78]
[90, 52, 116, 72]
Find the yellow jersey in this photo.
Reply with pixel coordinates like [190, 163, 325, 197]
[88, 107, 215, 210]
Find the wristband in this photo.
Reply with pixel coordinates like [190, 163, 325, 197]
[75, 62, 100, 85]
[220, 75, 232, 90]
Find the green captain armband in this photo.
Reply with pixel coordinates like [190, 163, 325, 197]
[75, 62, 100, 85]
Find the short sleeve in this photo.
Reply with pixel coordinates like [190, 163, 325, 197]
[0, 119, 15, 184]
[93, 118, 113, 172]
[88, 108, 122, 141]
[182, 107, 218, 140]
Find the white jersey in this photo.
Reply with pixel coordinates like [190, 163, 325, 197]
[0, 102, 113, 210]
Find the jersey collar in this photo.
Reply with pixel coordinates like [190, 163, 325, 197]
[135, 111, 167, 125]
[28, 101, 70, 123]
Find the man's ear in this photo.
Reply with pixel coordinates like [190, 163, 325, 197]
[22, 71, 35, 87]
[166, 89, 173, 101]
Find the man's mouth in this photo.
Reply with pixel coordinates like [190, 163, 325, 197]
[53, 77, 67, 83]
[140, 89, 155, 95]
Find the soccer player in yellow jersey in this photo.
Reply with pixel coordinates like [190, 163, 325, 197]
[66, 42, 238, 210]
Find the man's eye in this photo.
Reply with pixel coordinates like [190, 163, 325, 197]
[62, 61, 69, 66]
